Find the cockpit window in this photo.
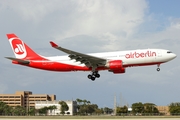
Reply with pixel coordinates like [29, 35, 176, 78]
[167, 51, 172, 53]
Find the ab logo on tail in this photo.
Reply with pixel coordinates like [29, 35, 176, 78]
[9, 38, 27, 59]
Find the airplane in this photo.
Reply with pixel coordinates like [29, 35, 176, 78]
[5, 33, 176, 81]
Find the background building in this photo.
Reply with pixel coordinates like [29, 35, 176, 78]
[0, 91, 56, 110]
[156, 106, 170, 115]
[35, 100, 77, 115]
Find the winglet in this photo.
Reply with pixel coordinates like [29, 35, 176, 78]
[50, 41, 58, 48]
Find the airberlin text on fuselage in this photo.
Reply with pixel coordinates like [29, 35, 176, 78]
[125, 51, 156, 59]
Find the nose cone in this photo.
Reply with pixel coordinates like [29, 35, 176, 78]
[172, 53, 177, 59]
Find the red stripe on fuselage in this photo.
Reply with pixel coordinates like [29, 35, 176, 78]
[18, 60, 107, 72]
[29, 60, 89, 71]
[13, 59, 163, 72]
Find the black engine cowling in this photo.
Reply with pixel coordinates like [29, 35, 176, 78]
[106, 60, 125, 74]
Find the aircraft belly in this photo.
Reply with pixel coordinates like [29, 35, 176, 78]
[123, 57, 159, 67]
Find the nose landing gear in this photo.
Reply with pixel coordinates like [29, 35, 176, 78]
[157, 64, 160, 71]
[157, 68, 160, 71]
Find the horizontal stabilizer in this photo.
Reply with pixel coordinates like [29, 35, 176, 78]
[5, 57, 30, 64]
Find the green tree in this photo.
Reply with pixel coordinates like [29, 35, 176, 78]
[76, 98, 102, 115]
[4, 105, 12, 115]
[59, 101, 69, 115]
[76, 98, 82, 113]
[116, 106, 128, 115]
[0, 101, 7, 115]
[47, 105, 57, 115]
[38, 106, 48, 115]
[82, 99, 87, 105]
[143, 103, 159, 115]
[78, 103, 99, 115]
[169, 102, 180, 115]
[76, 98, 83, 105]
[87, 101, 91, 105]
[95, 108, 103, 115]
[0, 101, 13, 115]
[104, 107, 113, 114]
[132, 102, 144, 115]
[48, 106, 54, 115]
[52, 105, 57, 115]
[29, 107, 36, 116]
[13, 106, 26, 116]
[78, 104, 87, 115]
[86, 104, 98, 114]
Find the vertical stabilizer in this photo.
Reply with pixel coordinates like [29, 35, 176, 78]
[7, 34, 42, 60]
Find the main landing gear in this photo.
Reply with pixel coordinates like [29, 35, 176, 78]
[87, 71, 100, 81]
[156, 64, 160, 71]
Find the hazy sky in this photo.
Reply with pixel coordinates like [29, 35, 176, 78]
[0, 0, 180, 108]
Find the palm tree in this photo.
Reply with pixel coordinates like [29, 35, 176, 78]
[48, 106, 53, 115]
[87, 101, 91, 105]
[48, 105, 57, 115]
[14, 106, 26, 116]
[0, 101, 13, 115]
[52, 105, 57, 115]
[59, 101, 69, 115]
[82, 99, 87, 105]
[4, 105, 12, 115]
[29, 107, 36, 116]
[0, 101, 7, 115]
[76, 98, 82, 105]
[38, 106, 48, 115]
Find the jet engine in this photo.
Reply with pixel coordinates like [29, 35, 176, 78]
[106, 60, 125, 74]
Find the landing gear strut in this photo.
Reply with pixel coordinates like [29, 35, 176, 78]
[157, 64, 160, 71]
[87, 71, 100, 81]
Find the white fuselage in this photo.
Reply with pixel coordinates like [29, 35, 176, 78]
[45, 49, 176, 68]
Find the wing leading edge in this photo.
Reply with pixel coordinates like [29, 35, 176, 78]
[50, 41, 107, 68]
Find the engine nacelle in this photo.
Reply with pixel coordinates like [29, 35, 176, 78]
[106, 60, 125, 74]
[109, 69, 125, 74]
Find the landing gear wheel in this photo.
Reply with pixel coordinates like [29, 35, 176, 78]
[92, 71, 100, 78]
[91, 77, 95, 81]
[157, 68, 160, 71]
[88, 74, 92, 79]
[88, 71, 100, 81]
[95, 73, 100, 78]
[87, 74, 96, 81]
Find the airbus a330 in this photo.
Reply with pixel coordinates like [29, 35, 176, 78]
[5, 34, 176, 81]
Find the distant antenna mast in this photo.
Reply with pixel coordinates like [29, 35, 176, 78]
[114, 95, 117, 116]
[120, 93, 122, 107]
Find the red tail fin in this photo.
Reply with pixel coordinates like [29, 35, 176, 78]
[7, 34, 43, 60]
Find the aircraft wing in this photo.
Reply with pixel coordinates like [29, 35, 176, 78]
[5, 57, 30, 64]
[50, 41, 107, 67]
